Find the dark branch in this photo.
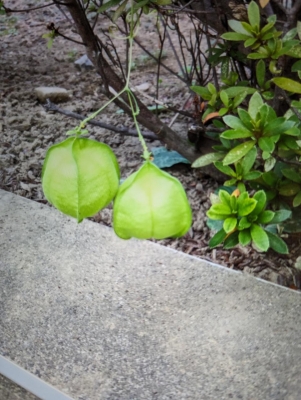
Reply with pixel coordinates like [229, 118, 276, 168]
[43, 100, 158, 140]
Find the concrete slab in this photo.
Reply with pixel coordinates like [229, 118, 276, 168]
[0, 189, 301, 400]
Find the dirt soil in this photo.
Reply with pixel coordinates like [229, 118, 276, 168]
[1, 1, 301, 290]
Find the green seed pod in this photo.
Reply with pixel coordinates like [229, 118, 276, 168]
[113, 161, 192, 239]
[42, 137, 120, 222]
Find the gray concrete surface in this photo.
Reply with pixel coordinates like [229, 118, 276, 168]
[0, 188, 301, 400]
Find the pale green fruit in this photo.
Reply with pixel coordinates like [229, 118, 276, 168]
[42, 137, 120, 222]
[113, 161, 192, 239]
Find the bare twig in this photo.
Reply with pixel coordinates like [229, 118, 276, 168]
[43, 100, 158, 140]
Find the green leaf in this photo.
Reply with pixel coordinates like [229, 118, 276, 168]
[291, 60, 301, 72]
[224, 231, 240, 249]
[265, 231, 288, 254]
[264, 157, 276, 172]
[221, 129, 253, 140]
[239, 229, 251, 246]
[281, 168, 301, 183]
[256, 59, 266, 88]
[248, 92, 264, 120]
[207, 203, 232, 220]
[220, 90, 229, 107]
[257, 210, 275, 224]
[237, 109, 254, 130]
[248, 52, 269, 60]
[283, 28, 297, 42]
[238, 217, 252, 230]
[209, 229, 227, 248]
[251, 190, 266, 215]
[272, 77, 301, 94]
[224, 87, 255, 97]
[298, 21, 301, 41]
[228, 19, 251, 35]
[250, 224, 269, 251]
[223, 141, 256, 165]
[244, 171, 262, 180]
[270, 209, 292, 224]
[248, 1, 260, 28]
[293, 191, 301, 207]
[113, 0, 128, 21]
[279, 182, 301, 196]
[259, 137, 274, 153]
[241, 146, 257, 174]
[223, 217, 237, 233]
[192, 152, 224, 168]
[223, 115, 249, 130]
[190, 86, 211, 100]
[219, 190, 232, 207]
[237, 193, 257, 216]
[221, 32, 252, 41]
[214, 162, 236, 177]
[98, 0, 123, 13]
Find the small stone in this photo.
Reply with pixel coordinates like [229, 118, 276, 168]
[134, 82, 151, 92]
[74, 55, 94, 71]
[34, 87, 71, 103]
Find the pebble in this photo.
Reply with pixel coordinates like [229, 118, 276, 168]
[34, 87, 71, 103]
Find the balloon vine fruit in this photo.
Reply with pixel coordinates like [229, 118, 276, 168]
[113, 161, 192, 239]
[42, 137, 120, 222]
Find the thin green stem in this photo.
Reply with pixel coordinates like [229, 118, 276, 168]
[72, 1, 151, 161]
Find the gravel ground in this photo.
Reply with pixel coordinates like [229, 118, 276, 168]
[1, 1, 301, 290]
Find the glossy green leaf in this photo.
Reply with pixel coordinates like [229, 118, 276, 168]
[219, 189, 232, 206]
[239, 229, 251, 246]
[223, 217, 237, 233]
[250, 224, 269, 251]
[228, 19, 251, 35]
[221, 32, 252, 41]
[281, 168, 301, 183]
[278, 182, 301, 196]
[291, 60, 301, 72]
[265, 231, 288, 254]
[257, 210, 275, 224]
[192, 152, 224, 168]
[190, 86, 211, 100]
[221, 129, 253, 140]
[224, 87, 255, 97]
[248, 1, 260, 27]
[237, 109, 254, 130]
[245, 171, 262, 180]
[224, 231, 239, 249]
[214, 162, 236, 177]
[264, 157, 276, 172]
[270, 209, 292, 224]
[209, 229, 227, 248]
[207, 203, 232, 220]
[238, 217, 252, 230]
[256, 59, 266, 88]
[241, 146, 257, 174]
[98, 0, 123, 13]
[237, 193, 257, 216]
[223, 141, 256, 165]
[220, 90, 229, 107]
[293, 191, 301, 207]
[248, 92, 264, 120]
[113, 161, 192, 239]
[251, 190, 267, 216]
[272, 77, 301, 94]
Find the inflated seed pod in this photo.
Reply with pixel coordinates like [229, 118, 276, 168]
[113, 161, 192, 239]
[42, 137, 120, 222]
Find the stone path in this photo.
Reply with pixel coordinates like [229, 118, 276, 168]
[0, 189, 301, 400]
